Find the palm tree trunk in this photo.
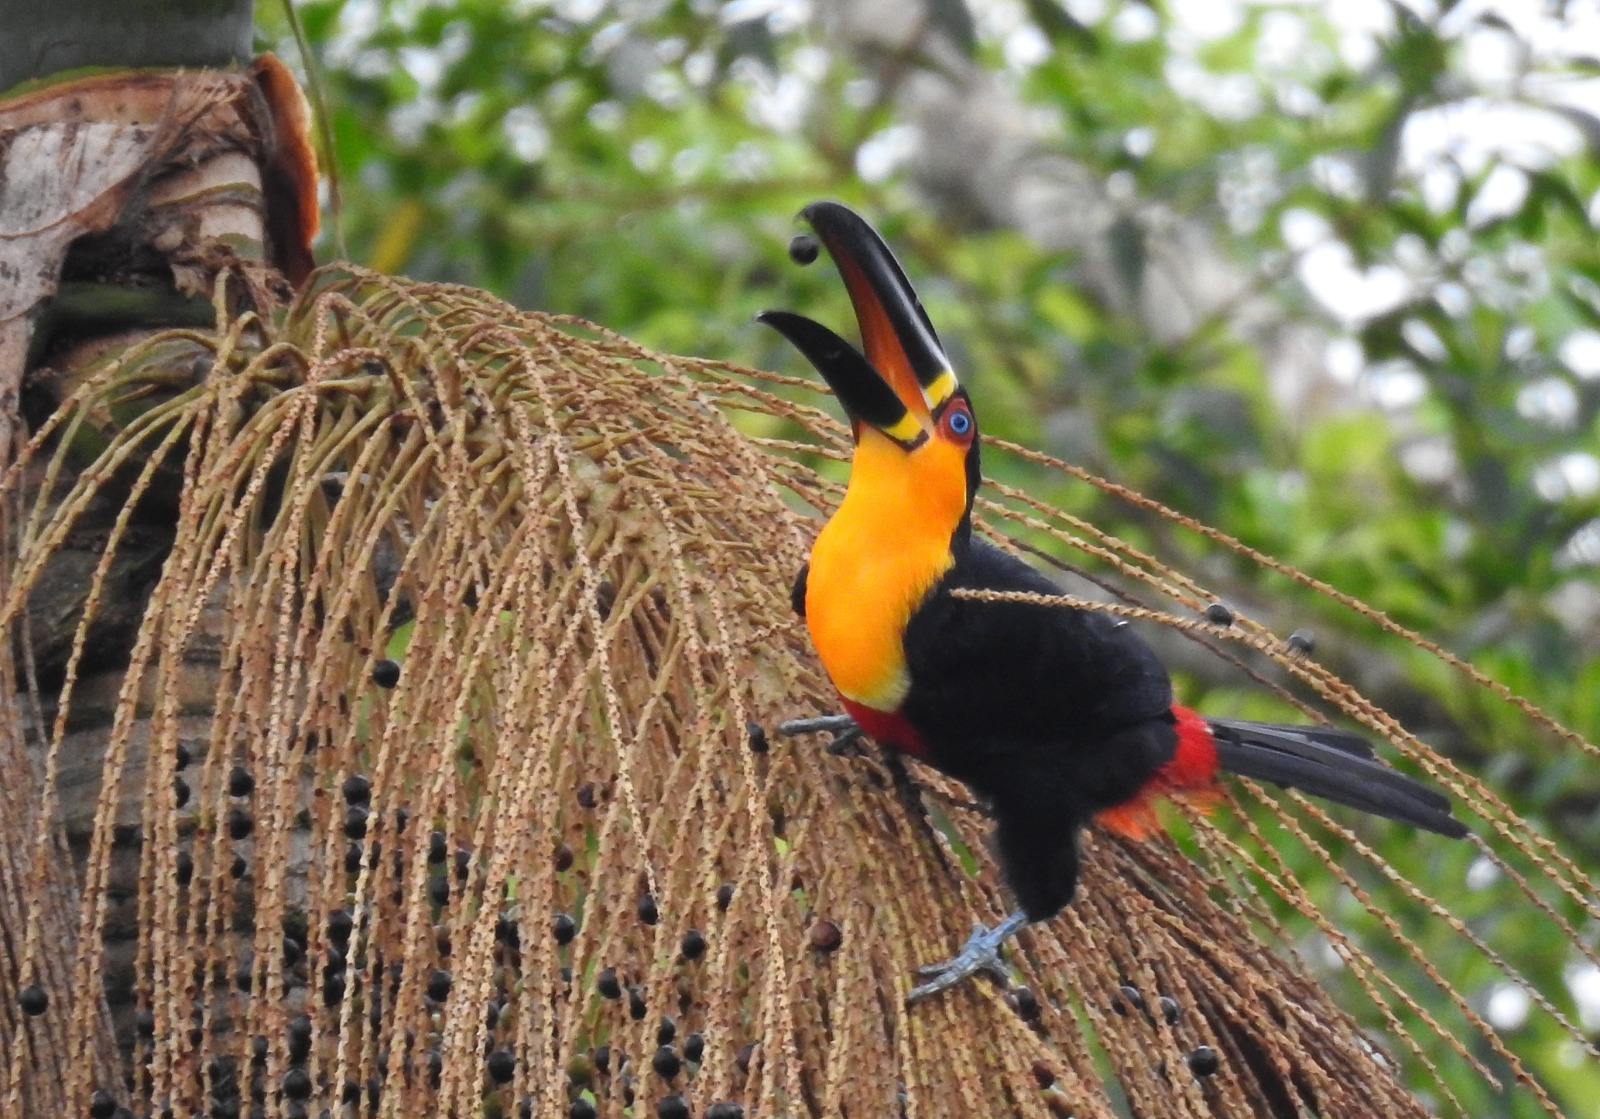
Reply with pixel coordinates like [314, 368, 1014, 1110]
[0, 4, 317, 1109]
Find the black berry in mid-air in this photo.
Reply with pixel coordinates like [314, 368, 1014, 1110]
[788, 233, 820, 265]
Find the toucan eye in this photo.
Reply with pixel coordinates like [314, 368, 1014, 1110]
[945, 407, 972, 437]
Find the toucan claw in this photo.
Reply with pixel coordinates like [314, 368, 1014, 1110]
[905, 910, 1030, 1005]
[778, 713, 865, 757]
[825, 726, 865, 756]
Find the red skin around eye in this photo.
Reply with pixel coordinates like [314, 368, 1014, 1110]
[941, 405, 974, 444]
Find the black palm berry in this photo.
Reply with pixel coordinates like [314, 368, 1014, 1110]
[487, 1048, 515, 1084]
[175, 851, 193, 885]
[636, 893, 658, 926]
[745, 721, 768, 754]
[228, 766, 254, 797]
[807, 920, 841, 953]
[173, 777, 190, 807]
[428, 831, 447, 863]
[596, 968, 621, 1000]
[1007, 985, 1040, 1022]
[656, 1094, 689, 1119]
[568, 1101, 596, 1119]
[705, 1105, 744, 1119]
[651, 1045, 681, 1080]
[329, 908, 354, 944]
[1203, 602, 1234, 626]
[1187, 1045, 1219, 1077]
[226, 808, 253, 840]
[90, 1089, 116, 1118]
[283, 1067, 311, 1100]
[372, 659, 401, 688]
[427, 969, 452, 1001]
[553, 913, 576, 945]
[628, 986, 647, 1021]
[17, 984, 47, 1016]
[287, 1014, 312, 1061]
[341, 774, 371, 805]
[655, 1016, 676, 1046]
[683, 1033, 704, 1064]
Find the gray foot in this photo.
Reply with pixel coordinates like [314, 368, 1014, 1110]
[777, 713, 863, 754]
[905, 910, 1029, 1005]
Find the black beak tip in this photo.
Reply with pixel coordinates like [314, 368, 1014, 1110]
[798, 199, 853, 230]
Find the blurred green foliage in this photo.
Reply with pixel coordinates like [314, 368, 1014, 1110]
[259, 1, 1600, 1112]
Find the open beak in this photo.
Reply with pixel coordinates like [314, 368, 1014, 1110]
[758, 201, 958, 448]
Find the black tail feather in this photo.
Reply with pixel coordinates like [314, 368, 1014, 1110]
[1207, 717, 1468, 839]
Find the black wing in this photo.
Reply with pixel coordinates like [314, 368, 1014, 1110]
[901, 540, 1175, 743]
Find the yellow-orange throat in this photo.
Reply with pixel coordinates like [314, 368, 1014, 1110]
[805, 426, 971, 710]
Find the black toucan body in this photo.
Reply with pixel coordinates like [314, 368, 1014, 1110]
[760, 201, 1468, 1002]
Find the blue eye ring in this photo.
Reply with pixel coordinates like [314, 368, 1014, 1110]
[946, 408, 971, 435]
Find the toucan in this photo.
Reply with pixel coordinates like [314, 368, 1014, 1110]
[759, 201, 1468, 1004]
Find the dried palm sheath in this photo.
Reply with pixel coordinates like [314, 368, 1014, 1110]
[1, 266, 1595, 1118]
